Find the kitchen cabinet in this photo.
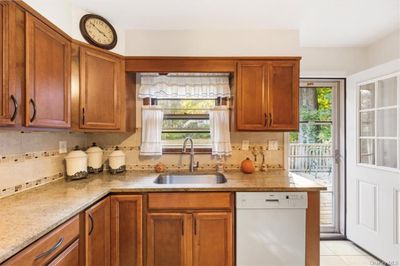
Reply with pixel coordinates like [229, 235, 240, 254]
[236, 59, 299, 131]
[147, 213, 191, 266]
[48, 239, 79, 266]
[25, 13, 71, 128]
[78, 46, 123, 130]
[0, 3, 16, 126]
[111, 195, 143, 266]
[4, 216, 80, 265]
[146, 193, 233, 266]
[85, 197, 110, 266]
[193, 213, 232, 266]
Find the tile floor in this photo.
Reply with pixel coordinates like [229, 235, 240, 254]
[321, 240, 382, 266]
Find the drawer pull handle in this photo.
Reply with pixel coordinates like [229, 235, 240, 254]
[10, 95, 18, 122]
[88, 213, 94, 236]
[264, 113, 268, 127]
[34, 237, 64, 261]
[29, 98, 37, 122]
[265, 199, 279, 202]
[269, 113, 272, 127]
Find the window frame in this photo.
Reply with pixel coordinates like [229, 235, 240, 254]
[356, 72, 400, 172]
[146, 98, 227, 154]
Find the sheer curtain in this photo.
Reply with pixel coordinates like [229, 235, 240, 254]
[140, 106, 164, 156]
[209, 106, 232, 156]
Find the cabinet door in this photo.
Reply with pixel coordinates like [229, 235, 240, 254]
[193, 212, 233, 266]
[266, 61, 299, 130]
[0, 3, 17, 126]
[85, 197, 110, 266]
[48, 239, 79, 266]
[80, 47, 121, 130]
[111, 195, 143, 266]
[25, 13, 71, 128]
[146, 213, 191, 266]
[236, 61, 268, 130]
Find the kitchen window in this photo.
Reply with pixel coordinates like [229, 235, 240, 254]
[138, 73, 232, 155]
[357, 72, 400, 171]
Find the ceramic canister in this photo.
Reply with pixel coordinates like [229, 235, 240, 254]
[65, 146, 88, 180]
[86, 143, 103, 173]
[109, 146, 126, 174]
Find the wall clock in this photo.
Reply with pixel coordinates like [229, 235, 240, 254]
[79, 14, 117, 50]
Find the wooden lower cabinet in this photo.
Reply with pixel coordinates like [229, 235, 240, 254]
[85, 197, 110, 266]
[193, 213, 232, 266]
[146, 212, 233, 266]
[146, 213, 191, 266]
[48, 239, 79, 266]
[111, 195, 143, 266]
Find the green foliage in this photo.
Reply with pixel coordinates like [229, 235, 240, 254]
[290, 87, 333, 144]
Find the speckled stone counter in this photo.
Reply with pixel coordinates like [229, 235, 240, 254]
[0, 170, 325, 263]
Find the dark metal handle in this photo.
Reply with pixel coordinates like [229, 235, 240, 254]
[34, 237, 64, 260]
[82, 108, 85, 125]
[264, 113, 268, 127]
[181, 219, 184, 236]
[10, 95, 18, 122]
[29, 98, 37, 122]
[194, 219, 197, 235]
[88, 213, 94, 236]
[269, 113, 272, 127]
[265, 199, 279, 202]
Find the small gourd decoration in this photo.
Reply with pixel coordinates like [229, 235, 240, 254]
[154, 162, 166, 173]
[241, 158, 255, 174]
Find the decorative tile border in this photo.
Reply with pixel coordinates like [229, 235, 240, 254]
[0, 172, 64, 199]
[0, 150, 61, 164]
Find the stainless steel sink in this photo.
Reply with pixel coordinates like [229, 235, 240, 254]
[154, 172, 227, 184]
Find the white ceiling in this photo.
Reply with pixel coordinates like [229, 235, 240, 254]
[70, 0, 400, 47]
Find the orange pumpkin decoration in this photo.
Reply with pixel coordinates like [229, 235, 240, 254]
[154, 162, 166, 173]
[241, 158, 255, 174]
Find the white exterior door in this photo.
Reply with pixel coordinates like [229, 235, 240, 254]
[346, 59, 400, 264]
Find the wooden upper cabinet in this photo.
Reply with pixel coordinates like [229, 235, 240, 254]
[146, 213, 191, 266]
[85, 197, 110, 266]
[25, 13, 71, 128]
[193, 212, 233, 266]
[110, 195, 143, 266]
[0, 3, 21, 127]
[79, 47, 121, 130]
[236, 59, 300, 131]
[267, 61, 299, 130]
[236, 61, 268, 130]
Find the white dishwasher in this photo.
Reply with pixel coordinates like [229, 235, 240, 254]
[236, 192, 308, 266]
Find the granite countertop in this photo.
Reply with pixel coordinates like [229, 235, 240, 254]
[0, 170, 325, 263]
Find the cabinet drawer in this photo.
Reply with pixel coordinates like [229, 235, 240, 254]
[4, 216, 79, 265]
[48, 239, 79, 266]
[148, 192, 232, 210]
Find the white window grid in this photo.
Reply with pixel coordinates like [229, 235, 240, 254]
[357, 72, 400, 172]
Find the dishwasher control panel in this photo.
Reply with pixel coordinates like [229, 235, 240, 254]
[236, 192, 308, 209]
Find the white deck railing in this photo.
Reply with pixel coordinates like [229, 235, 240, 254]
[288, 143, 333, 172]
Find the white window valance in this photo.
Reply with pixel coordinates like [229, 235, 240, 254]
[138, 73, 231, 99]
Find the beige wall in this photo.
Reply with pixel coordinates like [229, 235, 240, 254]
[365, 29, 400, 69]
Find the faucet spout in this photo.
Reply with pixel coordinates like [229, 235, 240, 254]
[182, 137, 198, 172]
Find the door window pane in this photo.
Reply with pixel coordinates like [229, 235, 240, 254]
[359, 83, 375, 110]
[360, 111, 375, 137]
[377, 139, 397, 168]
[377, 77, 397, 107]
[377, 109, 397, 137]
[360, 139, 375, 164]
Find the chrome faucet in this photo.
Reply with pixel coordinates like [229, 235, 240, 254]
[182, 137, 199, 172]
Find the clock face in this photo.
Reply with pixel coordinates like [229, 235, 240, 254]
[80, 14, 117, 50]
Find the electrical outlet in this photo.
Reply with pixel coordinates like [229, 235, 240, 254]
[59, 141, 67, 154]
[268, 140, 279, 151]
[241, 140, 249, 151]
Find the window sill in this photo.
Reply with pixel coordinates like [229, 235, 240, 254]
[162, 147, 212, 154]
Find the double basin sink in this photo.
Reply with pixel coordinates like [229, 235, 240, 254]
[154, 172, 227, 184]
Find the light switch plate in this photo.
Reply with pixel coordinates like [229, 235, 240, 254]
[268, 140, 279, 150]
[59, 141, 67, 154]
[241, 140, 250, 151]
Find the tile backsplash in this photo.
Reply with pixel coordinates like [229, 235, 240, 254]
[0, 130, 286, 198]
